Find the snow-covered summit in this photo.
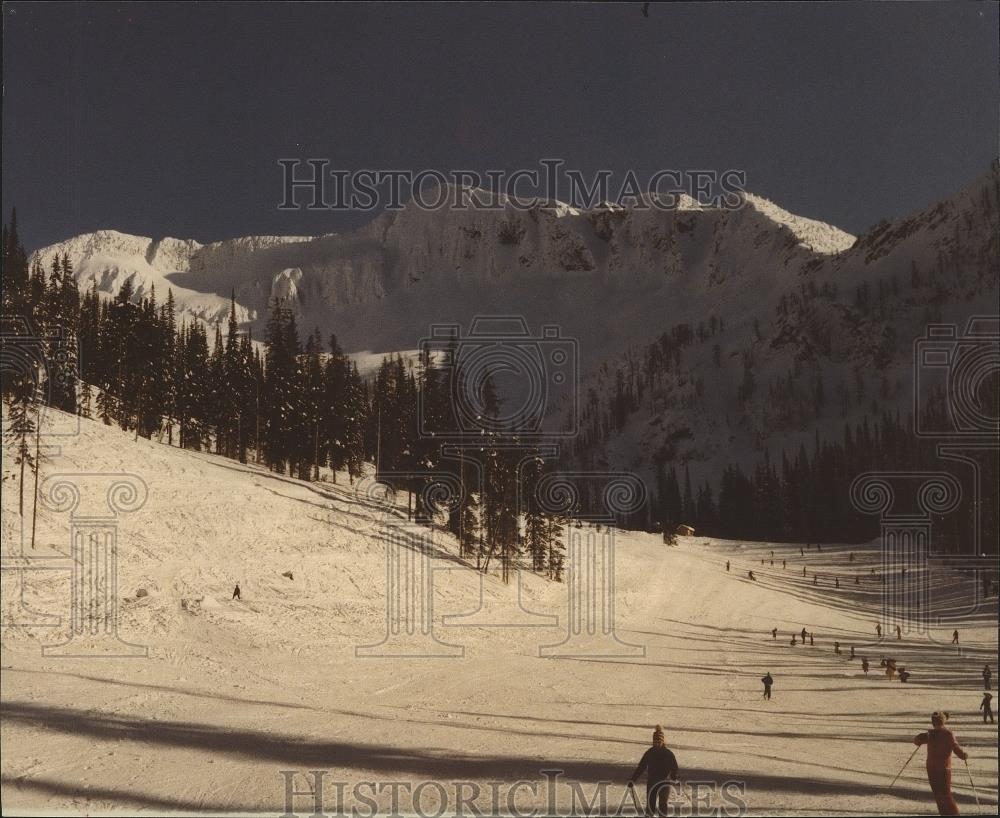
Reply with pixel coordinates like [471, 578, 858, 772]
[742, 193, 856, 254]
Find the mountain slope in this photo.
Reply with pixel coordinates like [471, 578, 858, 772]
[28, 169, 998, 495]
[2, 410, 997, 814]
[570, 166, 999, 485]
[30, 185, 856, 361]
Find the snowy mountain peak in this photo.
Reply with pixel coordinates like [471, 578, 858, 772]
[742, 193, 856, 255]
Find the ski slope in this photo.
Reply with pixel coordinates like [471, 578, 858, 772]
[1, 412, 997, 815]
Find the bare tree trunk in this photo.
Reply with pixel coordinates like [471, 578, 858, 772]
[31, 416, 41, 549]
[19, 437, 26, 517]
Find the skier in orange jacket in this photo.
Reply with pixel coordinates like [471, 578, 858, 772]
[914, 711, 968, 816]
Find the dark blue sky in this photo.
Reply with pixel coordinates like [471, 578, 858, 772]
[3, 1, 998, 250]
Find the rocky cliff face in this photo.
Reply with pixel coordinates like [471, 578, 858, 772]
[30, 168, 998, 486]
[31, 185, 856, 356]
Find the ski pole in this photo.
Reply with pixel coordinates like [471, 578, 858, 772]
[626, 781, 643, 815]
[889, 746, 920, 789]
[964, 760, 981, 809]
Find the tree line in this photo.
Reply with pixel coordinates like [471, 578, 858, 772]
[1, 211, 568, 579]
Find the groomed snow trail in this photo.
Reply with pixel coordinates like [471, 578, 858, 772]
[2, 413, 997, 815]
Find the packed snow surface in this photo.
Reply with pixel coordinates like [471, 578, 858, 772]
[1, 411, 997, 815]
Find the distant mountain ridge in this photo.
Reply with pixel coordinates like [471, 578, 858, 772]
[30, 168, 998, 487]
[31, 184, 856, 353]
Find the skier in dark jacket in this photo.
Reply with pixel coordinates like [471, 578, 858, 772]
[862, 657, 870, 675]
[629, 725, 679, 816]
[761, 672, 773, 700]
[232, 583, 241, 601]
[981, 693, 994, 724]
[983, 665, 991, 691]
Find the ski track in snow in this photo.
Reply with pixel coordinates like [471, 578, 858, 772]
[1, 410, 997, 815]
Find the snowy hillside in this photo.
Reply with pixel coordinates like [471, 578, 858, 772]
[2, 410, 997, 814]
[572, 166, 1000, 485]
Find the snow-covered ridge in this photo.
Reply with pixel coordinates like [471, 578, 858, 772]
[742, 193, 856, 255]
[27, 170, 993, 366]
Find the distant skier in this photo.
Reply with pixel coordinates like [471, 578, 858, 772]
[782, 559, 786, 569]
[850, 646, 855, 660]
[232, 583, 241, 601]
[800, 627, 807, 643]
[748, 570, 757, 581]
[913, 711, 968, 816]
[899, 668, 911, 683]
[762, 672, 773, 700]
[896, 625, 902, 640]
[628, 725, 679, 816]
[835, 577, 840, 589]
[834, 641, 841, 655]
[790, 634, 797, 646]
[862, 657, 870, 675]
[803, 566, 807, 577]
[800, 546, 804, 557]
[726, 560, 730, 572]
[809, 632, 814, 646]
[951, 630, 959, 645]
[813, 575, 818, 586]
[771, 628, 778, 640]
[983, 664, 992, 691]
[981, 693, 994, 724]
[886, 659, 897, 680]
[876, 623, 882, 638]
